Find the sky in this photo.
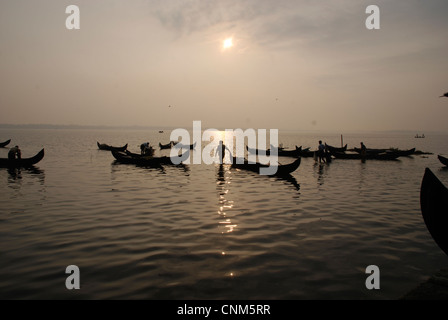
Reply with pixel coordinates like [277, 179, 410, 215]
[1, 0, 448, 132]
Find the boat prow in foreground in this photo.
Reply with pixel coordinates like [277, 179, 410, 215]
[420, 168, 448, 256]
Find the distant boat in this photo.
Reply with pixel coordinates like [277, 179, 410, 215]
[325, 143, 347, 153]
[415, 134, 425, 138]
[439, 92, 448, 98]
[0, 139, 11, 148]
[0, 149, 45, 168]
[159, 131, 164, 133]
[420, 168, 448, 256]
[97, 142, 128, 151]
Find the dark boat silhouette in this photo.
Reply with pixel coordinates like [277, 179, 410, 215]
[420, 168, 448, 256]
[0, 149, 45, 168]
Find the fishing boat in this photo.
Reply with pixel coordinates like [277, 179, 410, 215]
[438, 155, 448, 166]
[325, 144, 347, 153]
[353, 147, 415, 157]
[420, 168, 448, 256]
[111, 149, 189, 166]
[246, 145, 302, 158]
[159, 142, 173, 150]
[0, 139, 11, 148]
[174, 141, 197, 150]
[97, 142, 128, 151]
[0, 149, 45, 168]
[231, 156, 301, 176]
[331, 151, 400, 160]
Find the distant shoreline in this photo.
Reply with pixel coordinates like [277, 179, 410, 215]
[0, 123, 446, 135]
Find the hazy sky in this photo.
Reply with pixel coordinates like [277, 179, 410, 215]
[1, 0, 448, 132]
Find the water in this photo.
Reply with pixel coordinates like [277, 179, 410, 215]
[1, 128, 448, 299]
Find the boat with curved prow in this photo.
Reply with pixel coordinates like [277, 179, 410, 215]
[325, 144, 347, 153]
[0, 139, 11, 148]
[246, 145, 302, 158]
[438, 155, 448, 167]
[231, 156, 301, 176]
[111, 149, 190, 166]
[420, 168, 448, 256]
[0, 149, 45, 168]
[97, 142, 128, 151]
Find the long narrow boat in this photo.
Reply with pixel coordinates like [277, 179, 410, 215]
[438, 155, 448, 166]
[420, 168, 448, 256]
[325, 144, 347, 153]
[97, 142, 128, 151]
[231, 156, 301, 176]
[0, 149, 45, 168]
[0, 139, 11, 148]
[246, 145, 302, 158]
[331, 151, 400, 160]
[159, 142, 173, 150]
[111, 149, 190, 166]
[174, 141, 197, 150]
[353, 147, 415, 157]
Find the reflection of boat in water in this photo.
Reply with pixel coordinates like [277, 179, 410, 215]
[0, 149, 45, 168]
[420, 168, 448, 256]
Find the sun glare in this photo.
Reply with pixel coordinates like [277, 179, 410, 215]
[223, 37, 233, 50]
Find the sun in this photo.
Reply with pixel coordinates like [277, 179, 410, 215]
[223, 37, 233, 50]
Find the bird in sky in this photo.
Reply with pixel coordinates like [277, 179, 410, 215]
[440, 92, 448, 98]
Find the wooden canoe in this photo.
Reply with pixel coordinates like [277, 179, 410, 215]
[0, 139, 11, 148]
[0, 149, 45, 168]
[438, 155, 448, 166]
[97, 142, 128, 151]
[325, 143, 347, 153]
[246, 145, 302, 158]
[111, 149, 189, 166]
[420, 168, 448, 256]
[231, 156, 301, 176]
[331, 151, 400, 160]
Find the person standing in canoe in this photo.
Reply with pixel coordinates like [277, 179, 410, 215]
[8, 145, 21, 160]
[317, 140, 326, 163]
[215, 140, 232, 164]
[360, 142, 367, 158]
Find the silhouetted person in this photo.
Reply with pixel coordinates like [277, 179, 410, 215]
[215, 140, 232, 164]
[8, 145, 21, 160]
[360, 142, 367, 158]
[140, 142, 152, 155]
[317, 140, 326, 163]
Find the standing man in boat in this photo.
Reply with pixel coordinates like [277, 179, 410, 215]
[317, 140, 326, 163]
[360, 142, 367, 158]
[215, 140, 232, 164]
[8, 145, 21, 160]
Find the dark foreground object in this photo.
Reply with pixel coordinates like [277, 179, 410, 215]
[420, 168, 448, 257]
[401, 268, 448, 300]
[0, 149, 45, 168]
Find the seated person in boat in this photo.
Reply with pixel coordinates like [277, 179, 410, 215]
[140, 142, 154, 155]
[8, 145, 21, 160]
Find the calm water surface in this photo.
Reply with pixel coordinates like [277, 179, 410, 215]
[1, 128, 448, 299]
